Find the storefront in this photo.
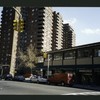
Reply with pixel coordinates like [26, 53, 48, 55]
[75, 69, 93, 85]
[93, 68, 100, 86]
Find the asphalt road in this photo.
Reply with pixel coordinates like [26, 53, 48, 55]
[0, 80, 100, 95]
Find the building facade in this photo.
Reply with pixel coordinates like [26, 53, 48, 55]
[41, 42, 100, 86]
[63, 23, 75, 49]
[0, 7, 15, 67]
[52, 11, 63, 51]
[20, 7, 53, 53]
[0, 7, 76, 76]
[0, 7, 22, 76]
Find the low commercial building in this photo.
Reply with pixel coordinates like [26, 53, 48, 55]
[36, 42, 100, 86]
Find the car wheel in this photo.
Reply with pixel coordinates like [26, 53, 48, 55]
[37, 80, 39, 83]
[9, 78, 12, 80]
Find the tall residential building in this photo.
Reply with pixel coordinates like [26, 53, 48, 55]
[0, 7, 75, 76]
[52, 11, 63, 51]
[20, 7, 53, 53]
[63, 23, 76, 49]
[0, 7, 18, 76]
[0, 7, 15, 66]
[0, 7, 54, 75]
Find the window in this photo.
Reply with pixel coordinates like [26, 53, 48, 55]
[30, 35, 33, 38]
[32, 9, 34, 12]
[8, 37, 10, 40]
[35, 20, 37, 22]
[78, 49, 92, 58]
[3, 46, 5, 49]
[64, 50, 75, 59]
[6, 10, 8, 12]
[24, 40, 27, 43]
[30, 40, 32, 43]
[8, 29, 11, 31]
[10, 13, 12, 16]
[5, 22, 7, 24]
[10, 9, 12, 11]
[8, 33, 10, 36]
[54, 53, 62, 60]
[94, 48, 100, 57]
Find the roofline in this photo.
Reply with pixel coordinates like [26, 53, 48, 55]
[48, 42, 100, 53]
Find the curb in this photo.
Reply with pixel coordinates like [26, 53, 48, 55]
[73, 84, 100, 91]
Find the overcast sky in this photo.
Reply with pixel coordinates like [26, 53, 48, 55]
[0, 7, 100, 46]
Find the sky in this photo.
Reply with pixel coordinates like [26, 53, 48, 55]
[0, 7, 100, 46]
[53, 7, 100, 46]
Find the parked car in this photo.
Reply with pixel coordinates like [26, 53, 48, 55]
[47, 73, 74, 86]
[13, 75, 25, 82]
[37, 76, 47, 83]
[30, 75, 47, 83]
[24, 74, 33, 82]
[4, 74, 13, 80]
[30, 75, 38, 83]
[25, 77, 31, 82]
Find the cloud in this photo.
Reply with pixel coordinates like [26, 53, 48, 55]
[81, 28, 100, 35]
[63, 18, 77, 26]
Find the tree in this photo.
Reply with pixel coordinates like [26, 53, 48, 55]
[17, 44, 38, 74]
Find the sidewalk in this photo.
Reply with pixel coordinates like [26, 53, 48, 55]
[73, 84, 100, 91]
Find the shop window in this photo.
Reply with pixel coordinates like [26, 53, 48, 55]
[78, 49, 92, 58]
[64, 50, 75, 59]
[54, 53, 62, 60]
[95, 48, 100, 57]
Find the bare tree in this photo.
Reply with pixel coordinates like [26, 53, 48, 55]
[17, 44, 38, 74]
[25, 44, 38, 73]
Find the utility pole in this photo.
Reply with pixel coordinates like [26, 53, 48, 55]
[43, 52, 50, 78]
[47, 54, 50, 79]
[10, 7, 25, 77]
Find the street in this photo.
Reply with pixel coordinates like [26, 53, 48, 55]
[0, 80, 100, 95]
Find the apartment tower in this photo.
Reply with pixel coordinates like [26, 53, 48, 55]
[20, 7, 53, 53]
[0, 7, 54, 75]
[52, 11, 63, 51]
[0, 7, 15, 67]
[63, 23, 75, 49]
[0, 7, 75, 76]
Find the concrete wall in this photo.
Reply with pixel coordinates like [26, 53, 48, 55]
[44, 61, 52, 66]
[77, 57, 92, 65]
[53, 60, 62, 66]
[93, 57, 100, 64]
[63, 59, 75, 65]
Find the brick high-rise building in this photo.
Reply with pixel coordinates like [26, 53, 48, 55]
[0, 7, 15, 66]
[0, 7, 17, 75]
[0, 7, 54, 75]
[63, 23, 75, 49]
[0, 7, 75, 76]
[52, 11, 63, 51]
[20, 7, 53, 53]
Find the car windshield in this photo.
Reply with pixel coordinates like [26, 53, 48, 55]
[33, 75, 38, 78]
